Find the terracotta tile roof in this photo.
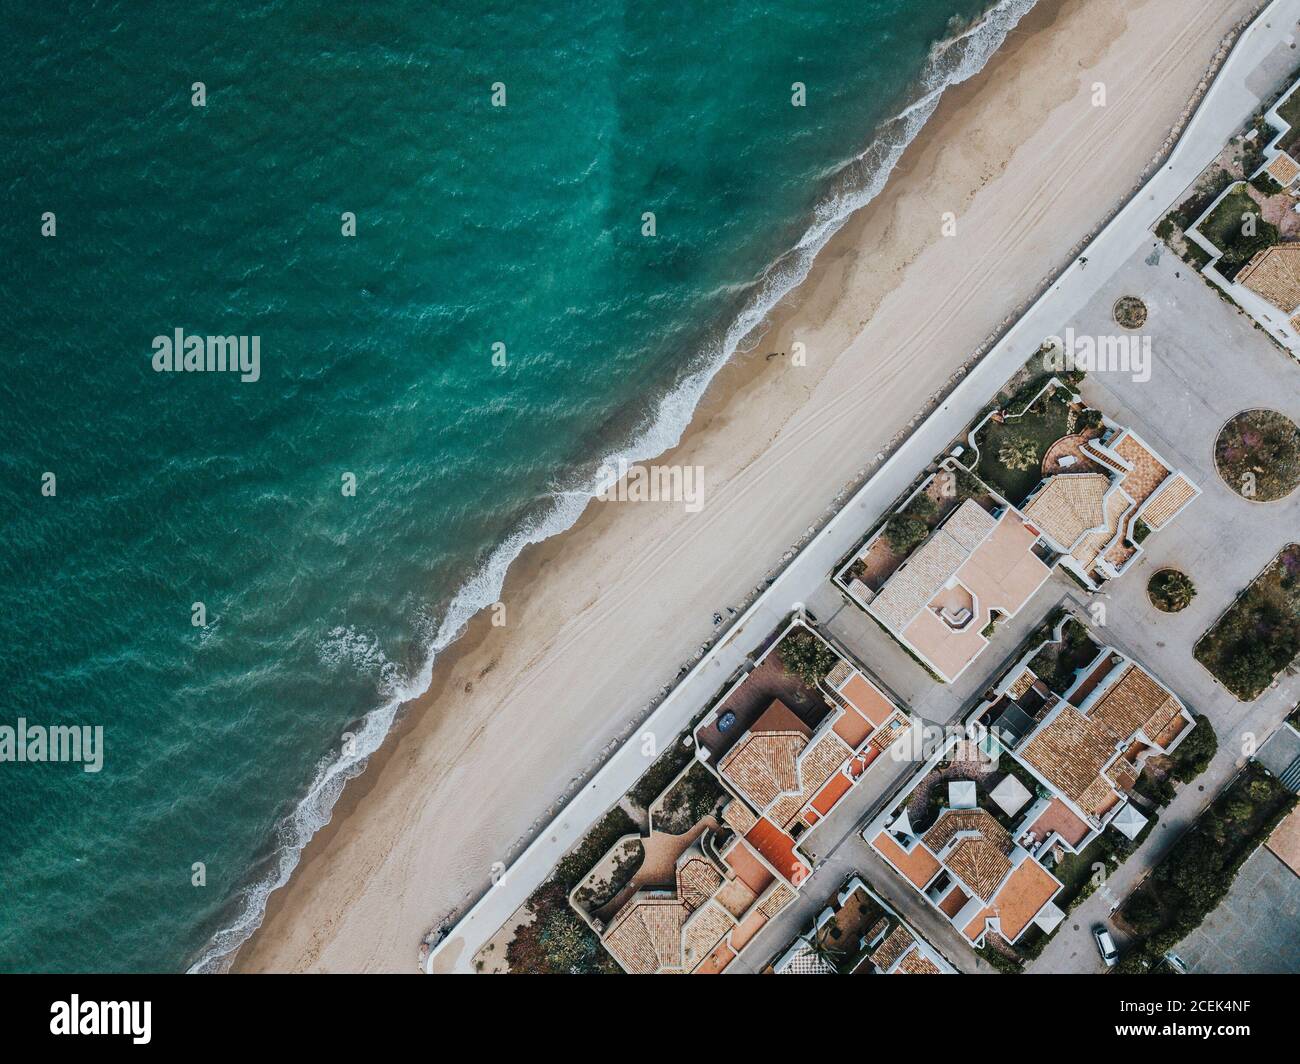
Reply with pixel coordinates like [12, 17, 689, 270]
[870, 526, 970, 631]
[991, 858, 1060, 941]
[897, 948, 944, 974]
[681, 901, 736, 970]
[677, 855, 724, 910]
[1267, 151, 1300, 187]
[766, 730, 852, 828]
[1153, 713, 1190, 750]
[757, 882, 796, 919]
[946, 837, 1013, 902]
[602, 843, 778, 973]
[1083, 439, 1128, 475]
[825, 659, 854, 689]
[1009, 668, 1037, 699]
[721, 797, 758, 836]
[1142, 473, 1197, 528]
[1072, 488, 1133, 571]
[870, 715, 909, 751]
[1237, 243, 1300, 312]
[1090, 664, 1184, 743]
[1020, 705, 1119, 818]
[1078, 774, 1118, 816]
[869, 925, 915, 971]
[1106, 758, 1139, 792]
[1113, 434, 1169, 499]
[717, 701, 811, 808]
[923, 808, 1012, 853]
[943, 498, 998, 550]
[603, 897, 688, 974]
[923, 809, 1014, 902]
[1022, 473, 1109, 550]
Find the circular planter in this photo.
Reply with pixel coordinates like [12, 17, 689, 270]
[1113, 296, 1148, 330]
[1147, 569, 1195, 613]
[1214, 408, 1300, 503]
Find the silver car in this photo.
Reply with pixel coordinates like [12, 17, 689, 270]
[1093, 925, 1119, 967]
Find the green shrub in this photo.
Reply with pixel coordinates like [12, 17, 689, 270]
[998, 433, 1039, 472]
[1170, 717, 1216, 783]
[1148, 569, 1195, 611]
[884, 514, 930, 555]
[779, 630, 839, 688]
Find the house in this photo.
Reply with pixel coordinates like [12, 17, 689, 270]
[1020, 424, 1199, 588]
[587, 618, 914, 975]
[867, 624, 1194, 952]
[695, 619, 911, 887]
[859, 498, 1053, 682]
[866, 735, 1065, 949]
[1235, 243, 1300, 332]
[1263, 150, 1300, 190]
[772, 875, 957, 974]
[974, 628, 1196, 839]
[598, 833, 797, 974]
[1186, 70, 1300, 354]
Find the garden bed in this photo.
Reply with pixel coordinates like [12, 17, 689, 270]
[500, 806, 640, 974]
[1214, 409, 1300, 502]
[1147, 569, 1196, 613]
[1113, 296, 1148, 329]
[1194, 544, 1300, 701]
[1194, 183, 1278, 280]
[652, 762, 725, 834]
[1027, 618, 1102, 695]
[972, 378, 1082, 507]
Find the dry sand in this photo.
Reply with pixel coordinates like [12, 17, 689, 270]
[235, 0, 1260, 972]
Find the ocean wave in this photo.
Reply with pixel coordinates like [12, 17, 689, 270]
[187, 0, 1037, 975]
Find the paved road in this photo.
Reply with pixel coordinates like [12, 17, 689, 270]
[430, 0, 1300, 972]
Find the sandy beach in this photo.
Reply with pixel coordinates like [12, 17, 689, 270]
[234, 0, 1260, 973]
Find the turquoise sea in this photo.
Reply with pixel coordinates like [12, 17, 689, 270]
[0, 0, 1033, 971]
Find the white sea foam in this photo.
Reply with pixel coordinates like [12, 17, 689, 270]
[188, 0, 1037, 974]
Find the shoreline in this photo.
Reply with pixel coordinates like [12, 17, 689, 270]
[233, 0, 1258, 973]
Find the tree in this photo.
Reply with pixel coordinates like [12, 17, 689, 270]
[1222, 643, 1279, 697]
[807, 928, 847, 972]
[1150, 570, 1196, 612]
[998, 433, 1039, 472]
[1122, 889, 1163, 934]
[903, 492, 938, 520]
[780, 631, 839, 688]
[884, 514, 929, 555]
[1170, 717, 1216, 783]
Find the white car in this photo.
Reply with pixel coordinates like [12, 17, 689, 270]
[1093, 925, 1119, 967]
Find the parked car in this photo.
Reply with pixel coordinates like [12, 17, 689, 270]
[1093, 925, 1119, 967]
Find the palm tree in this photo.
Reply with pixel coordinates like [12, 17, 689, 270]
[999, 433, 1039, 472]
[806, 927, 848, 973]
